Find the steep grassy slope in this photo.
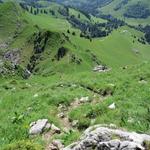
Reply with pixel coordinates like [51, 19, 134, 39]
[1, 2, 150, 76]
[0, 2, 25, 40]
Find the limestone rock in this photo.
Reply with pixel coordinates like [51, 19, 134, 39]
[48, 144, 58, 150]
[98, 140, 144, 150]
[71, 120, 79, 127]
[108, 103, 116, 109]
[48, 140, 64, 150]
[52, 140, 64, 149]
[63, 124, 150, 150]
[57, 112, 65, 118]
[4, 49, 20, 65]
[29, 119, 51, 135]
[33, 93, 39, 98]
[79, 97, 90, 103]
[51, 124, 61, 134]
[93, 65, 110, 72]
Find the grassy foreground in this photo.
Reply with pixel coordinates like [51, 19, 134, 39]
[0, 62, 150, 149]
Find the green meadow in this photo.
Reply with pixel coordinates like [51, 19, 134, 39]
[0, 1, 150, 149]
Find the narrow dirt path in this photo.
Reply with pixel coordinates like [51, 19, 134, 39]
[57, 95, 107, 130]
[44, 94, 109, 150]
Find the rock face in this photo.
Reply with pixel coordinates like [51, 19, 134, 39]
[63, 124, 150, 150]
[4, 49, 20, 66]
[29, 119, 51, 135]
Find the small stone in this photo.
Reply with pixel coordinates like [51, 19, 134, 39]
[71, 84, 77, 88]
[57, 112, 65, 118]
[79, 97, 90, 103]
[127, 117, 134, 123]
[12, 87, 16, 91]
[138, 80, 147, 84]
[25, 83, 31, 87]
[51, 124, 61, 134]
[63, 127, 70, 134]
[108, 103, 116, 109]
[52, 140, 64, 149]
[72, 120, 79, 127]
[27, 107, 32, 111]
[108, 83, 115, 87]
[33, 93, 38, 98]
[58, 104, 67, 111]
[48, 144, 57, 150]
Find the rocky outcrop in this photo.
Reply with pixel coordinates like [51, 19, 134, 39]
[0, 43, 8, 50]
[34, 31, 51, 54]
[29, 119, 51, 135]
[63, 124, 150, 150]
[4, 48, 20, 66]
[29, 119, 61, 135]
[26, 31, 52, 74]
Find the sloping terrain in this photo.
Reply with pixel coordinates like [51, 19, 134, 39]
[0, 1, 150, 150]
[0, 2, 25, 40]
[1, 2, 150, 76]
[54, 0, 150, 26]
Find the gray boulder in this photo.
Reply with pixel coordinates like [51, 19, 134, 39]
[63, 124, 150, 150]
[29, 119, 51, 135]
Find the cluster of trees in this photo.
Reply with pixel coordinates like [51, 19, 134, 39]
[68, 14, 124, 39]
[20, 3, 71, 17]
[143, 25, 150, 44]
[128, 24, 150, 45]
[30, 7, 49, 15]
[58, 6, 69, 17]
[124, 2, 150, 19]
[20, 3, 55, 15]
[138, 37, 147, 45]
